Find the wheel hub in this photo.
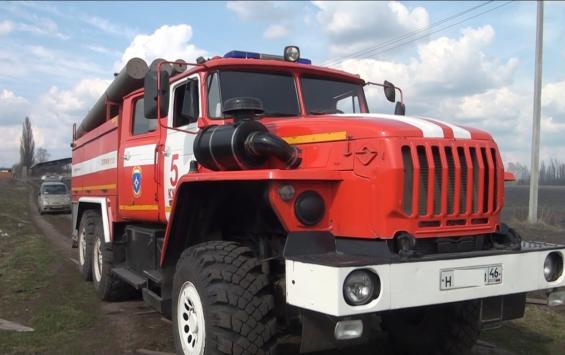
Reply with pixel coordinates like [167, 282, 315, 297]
[93, 238, 102, 282]
[79, 230, 86, 265]
[178, 281, 205, 354]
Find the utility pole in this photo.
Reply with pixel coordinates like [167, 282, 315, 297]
[528, 0, 544, 223]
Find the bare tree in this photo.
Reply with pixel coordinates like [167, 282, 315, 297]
[35, 147, 50, 163]
[19, 116, 35, 170]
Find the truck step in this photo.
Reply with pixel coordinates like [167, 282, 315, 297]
[143, 269, 163, 285]
[112, 267, 146, 289]
[142, 288, 171, 316]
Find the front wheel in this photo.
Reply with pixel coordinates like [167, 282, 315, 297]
[172, 241, 277, 355]
[381, 301, 481, 355]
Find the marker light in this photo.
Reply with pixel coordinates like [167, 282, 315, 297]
[334, 320, 363, 340]
[544, 252, 564, 282]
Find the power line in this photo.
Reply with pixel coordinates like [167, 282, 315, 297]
[361, 1, 513, 59]
[325, 1, 513, 66]
[323, 1, 494, 66]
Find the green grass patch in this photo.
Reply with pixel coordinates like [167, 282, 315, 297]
[0, 180, 110, 354]
[481, 305, 565, 354]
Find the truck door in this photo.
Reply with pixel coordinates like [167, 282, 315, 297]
[162, 74, 201, 220]
[118, 94, 161, 222]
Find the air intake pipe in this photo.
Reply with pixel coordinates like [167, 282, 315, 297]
[193, 98, 301, 171]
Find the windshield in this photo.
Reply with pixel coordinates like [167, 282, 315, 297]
[42, 184, 68, 195]
[207, 71, 300, 118]
[301, 76, 366, 115]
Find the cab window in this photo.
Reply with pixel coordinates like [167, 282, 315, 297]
[207, 72, 222, 118]
[132, 98, 157, 135]
[301, 75, 365, 115]
[207, 70, 299, 118]
[173, 79, 200, 127]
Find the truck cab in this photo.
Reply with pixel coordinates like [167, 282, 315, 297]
[71, 47, 565, 355]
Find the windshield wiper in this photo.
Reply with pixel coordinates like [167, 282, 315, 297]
[309, 109, 343, 115]
[263, 112, 297, 117]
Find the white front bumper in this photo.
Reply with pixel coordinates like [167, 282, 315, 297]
[285, 246, 565, 317]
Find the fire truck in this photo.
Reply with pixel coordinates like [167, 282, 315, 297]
[71, 46, 565, 354]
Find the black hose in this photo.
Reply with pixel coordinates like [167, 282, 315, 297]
[245, 131, 301, 168]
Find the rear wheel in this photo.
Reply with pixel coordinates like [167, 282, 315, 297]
[77, 210, 96, 281]
[92, 231, 135, 301]
[381, 301, 480, 355]
[172, 241, 277, 355]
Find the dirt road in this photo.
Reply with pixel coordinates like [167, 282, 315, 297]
[27, 181, 176, 354]
[2, 179, 564, 354]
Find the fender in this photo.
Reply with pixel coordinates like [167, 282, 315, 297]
[160, 169, 343, 266]
[73, 197, 112, 243]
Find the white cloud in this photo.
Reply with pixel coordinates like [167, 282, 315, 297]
[115, 24, 207, 71]
[263, 24, 290, 39]
[226, 1, 300, 40]
[0, 43, 105, 81]
[0, 125, 25, 167]
[339, 26, 517, 103]
[11, 78, 112, 165]
[0, 89, 30, 126]
[16, 18, 68, 39]
[84, 44, 118, 55]
[83, 15, 137, 39]
[0, 20, 14, 35]
[38, 78, 110, 120]
[313, 1, 429, 56]
[226, 1, 292, 20]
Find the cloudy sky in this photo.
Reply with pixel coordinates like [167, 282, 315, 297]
[1, 1, 564, 167]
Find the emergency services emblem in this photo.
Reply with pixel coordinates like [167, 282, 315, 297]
[131, 166, 142, 198]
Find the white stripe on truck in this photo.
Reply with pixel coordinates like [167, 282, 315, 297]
[334, 113, 472, 139]
[72, 150, 117, 177]
[417, 116, 472, 139]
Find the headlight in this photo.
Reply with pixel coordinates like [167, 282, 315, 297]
[294, 190, 325, 226]
[544, 252, 563, 282]
[284, 46, 300, 62]
[343, 270, 380, 306]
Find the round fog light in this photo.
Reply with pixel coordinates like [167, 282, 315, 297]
[544, 252, 564, 282]
[343, 270, 379, 306]
[294, 190, 325, 226]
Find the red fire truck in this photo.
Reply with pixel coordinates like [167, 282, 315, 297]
[72, 46, 565, 354]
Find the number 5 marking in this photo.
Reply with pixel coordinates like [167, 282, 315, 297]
[169, 153, 179, 186]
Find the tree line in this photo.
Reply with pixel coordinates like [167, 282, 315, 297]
[11, 117, 50, 177]
[507, 160, 565, 185]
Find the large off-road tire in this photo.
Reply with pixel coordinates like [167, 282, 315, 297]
[382, 300, 481, 355]
[77, 210, 96, 281]
[172, 241, 277, 355]
[92, 223, 135, 301]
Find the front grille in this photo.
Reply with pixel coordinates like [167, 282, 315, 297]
[402, 144, 498, 218]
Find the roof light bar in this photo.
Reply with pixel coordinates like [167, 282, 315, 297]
[224, 49, 311, 65]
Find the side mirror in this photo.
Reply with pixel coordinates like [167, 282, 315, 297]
[383, 80, 396, 103]
[144, 69, 170, 119]
[395, 101, 406, 116]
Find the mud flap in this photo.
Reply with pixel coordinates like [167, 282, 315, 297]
[480, 293, 526, 328]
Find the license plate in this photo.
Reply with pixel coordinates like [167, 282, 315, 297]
[440, 264, 502, 290]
